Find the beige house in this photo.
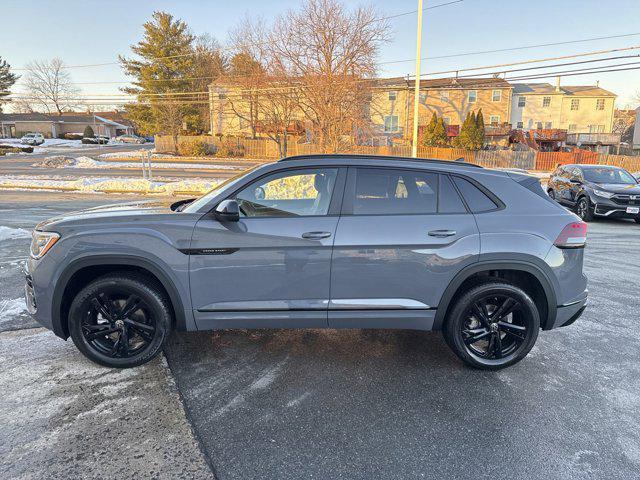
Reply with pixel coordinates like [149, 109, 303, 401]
[510, 81, 616, 134]
[369, 77, 513, 141]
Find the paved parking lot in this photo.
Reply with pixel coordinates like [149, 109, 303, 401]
[1, 190, 640, 479]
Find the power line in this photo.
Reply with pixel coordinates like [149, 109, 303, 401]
[380, 32, 640, 66]
[10, 63, 636, 106]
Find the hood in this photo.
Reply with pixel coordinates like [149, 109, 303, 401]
[591, 183, 640, 194]
[36, 199, 183, 231]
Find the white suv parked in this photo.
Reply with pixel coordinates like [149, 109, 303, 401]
[20, 133, 45, 146]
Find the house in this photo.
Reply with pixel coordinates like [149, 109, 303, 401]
[368, 77, 514, 141]
[510, 80, 616, 133]
[0, 112, 134, 139]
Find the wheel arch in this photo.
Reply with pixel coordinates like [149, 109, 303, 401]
[52, 255, 188, 339]
[433, 260, 557, 331]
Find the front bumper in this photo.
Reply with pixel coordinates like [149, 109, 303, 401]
[592, 197, 640, 219]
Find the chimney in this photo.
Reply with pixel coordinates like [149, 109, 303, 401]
[596, 80, 600, 87]
[555, 76, 561, 92]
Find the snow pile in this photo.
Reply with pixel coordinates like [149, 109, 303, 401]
[0, 226, 30, 241]
[33, 155, 242, 171]
[0, 175, 220, 195]
[98, 149, 170, 159]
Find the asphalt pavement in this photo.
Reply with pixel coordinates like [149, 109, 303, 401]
[1, 191, 640, 479]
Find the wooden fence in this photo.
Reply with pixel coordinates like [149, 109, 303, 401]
[155, 135, 639, 172]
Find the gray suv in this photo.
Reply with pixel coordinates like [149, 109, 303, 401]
[25, 155, 588, 370]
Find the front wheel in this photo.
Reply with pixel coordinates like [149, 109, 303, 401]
[547, 189, 556, 200]
[443, 282, 540, 370]
[576, 196, 593, 222]
[68, 274, 171, 368]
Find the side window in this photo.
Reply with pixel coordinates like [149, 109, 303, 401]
[439, 175, 467, 213]
[352, 168, 438, 215]
[235, 168, 338, 217]
[452, 176, 499, 213]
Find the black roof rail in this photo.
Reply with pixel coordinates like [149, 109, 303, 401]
[277, 153, 482, 168]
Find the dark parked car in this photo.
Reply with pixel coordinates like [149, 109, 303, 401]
[81, 135, 110, 145]
[547, 164, 640, 223]
[25, 155, 588, 370]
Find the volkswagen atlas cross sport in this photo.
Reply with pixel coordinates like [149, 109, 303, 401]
[547, 164, 640, 223]
[25, 155, 588, 370]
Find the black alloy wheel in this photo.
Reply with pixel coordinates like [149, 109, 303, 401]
[444, 282, 540, 370]
[69, 274, 171, 368]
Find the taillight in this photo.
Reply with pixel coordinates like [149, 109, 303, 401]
[554, 221, 587, 249]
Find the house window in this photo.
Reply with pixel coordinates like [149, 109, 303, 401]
[440, 90, 449, 101]
[517, 96, 526, 107]
[442, 117, 451, 125]
[568, 124, 577, 132]
[218, 93, 227, 99]
[490, 115, 500, 125]
[596, 98, 605, 110]
[516, 121, 523, 129]
[419, 92, 427, 102]
[536, 122, 543, 130]
[384, 115, 399, 133]
[492, 90, 502, 102]
[571, 99, 580, 110]
[545, 122, 552, 129]
[388, 91, 397, 101]
[542, 96, 551, 107]
[589, 125, 605, 133]
[468, 90, 477, 103]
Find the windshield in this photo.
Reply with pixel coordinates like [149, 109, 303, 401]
[583, 167, 637, 185]
[182, 166, 260, 213]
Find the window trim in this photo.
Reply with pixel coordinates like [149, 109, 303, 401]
[468, 90, 477, 103]
[596, 98, 605, 111]
[542, 96, 551, 108]
[388, 90, 398, 101]
[517, 96, 526, 107]
[216, 166, 348, 218]
[340, 166, 476, 216]
[492, 90, 502, 102]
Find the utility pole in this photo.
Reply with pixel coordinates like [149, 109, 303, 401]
[411, 0, 424, 158]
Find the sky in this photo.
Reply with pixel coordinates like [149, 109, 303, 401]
[1, 0, 640, 108]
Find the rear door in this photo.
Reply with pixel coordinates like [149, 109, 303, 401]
[328, 167, 480, 330]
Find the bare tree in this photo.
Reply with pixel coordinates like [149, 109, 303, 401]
[23, 58, 80, 114]
[267, 0, 390, 152]
[192, 34, 228, 133]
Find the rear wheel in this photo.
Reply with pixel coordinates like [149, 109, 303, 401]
[443, 282, 540, 370]
[68, 274, 171, 368]
[576, 196, 593, 222]
[547, 189, 556, 200]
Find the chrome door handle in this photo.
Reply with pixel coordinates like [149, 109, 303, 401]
[302, 231, 332, 239]
[428, 229, 457, 238]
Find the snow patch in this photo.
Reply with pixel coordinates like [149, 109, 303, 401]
[0, 298, 27, 320]
[0, 175, 221, 195]
[0, 226, 30, 241]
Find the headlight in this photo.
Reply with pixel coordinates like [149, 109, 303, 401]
[30, 231, 60, 259]
[593, 189, 614, 199]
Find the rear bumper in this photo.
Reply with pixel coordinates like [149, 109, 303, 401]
[548, 293, 587, 329]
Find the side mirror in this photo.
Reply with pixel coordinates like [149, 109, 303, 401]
[214, 199, 240, 222]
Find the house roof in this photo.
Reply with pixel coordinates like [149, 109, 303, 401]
[512, 83, 616, 97]
[374, 76, 512, 90]
[0, 112, 129, 128]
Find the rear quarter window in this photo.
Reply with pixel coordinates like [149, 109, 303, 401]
[452, 176, 499, 213]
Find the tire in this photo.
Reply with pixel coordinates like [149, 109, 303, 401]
[635, 218, 640, 224]
[547, 189, 556, 200]
[576, 196, 593, 222]
[443, 281, 540, 370]
[68, 273, 172, 368]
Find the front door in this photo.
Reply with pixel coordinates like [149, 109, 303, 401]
[189, 167, 344, 330]
[329, 167, 481, 330]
